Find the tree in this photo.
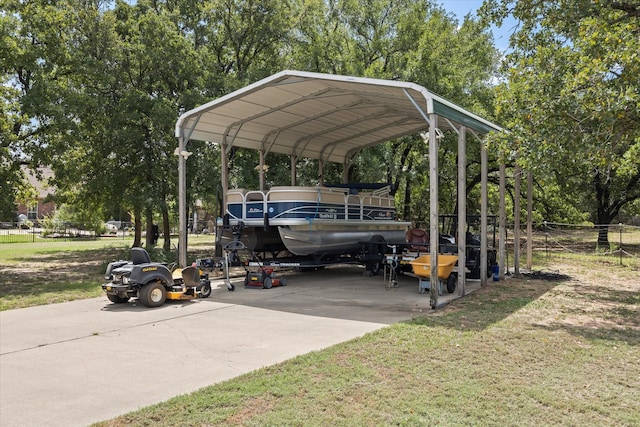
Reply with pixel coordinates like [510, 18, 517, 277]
[21, 0, 210, 249]
[289, 1, 501, 222]
[2, 0, 505, 244]
[0, 0, 75, 219]
[483, 0, 640, 244]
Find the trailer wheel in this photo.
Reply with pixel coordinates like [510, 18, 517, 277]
[263, 276, 273, 289]
[139, 282, 166, 307]
[365, 235, 386, 276]
[199, 282, 212, 298]
[446, 274, 457, 294]
[279, 277, 287, 286]
[107, 294, 129, 304]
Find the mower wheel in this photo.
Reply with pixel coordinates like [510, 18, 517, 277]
[199, 282, 212, 298]
[107, 294, 130, 304]
[139, 282, 167, 307]
[263, 276, 273, 289]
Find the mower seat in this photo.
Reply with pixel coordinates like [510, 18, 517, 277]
[131, 247, 151, 265]
[181, 266, 200, 288]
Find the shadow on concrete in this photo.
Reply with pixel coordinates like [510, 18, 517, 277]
[208, 264, 512, 325]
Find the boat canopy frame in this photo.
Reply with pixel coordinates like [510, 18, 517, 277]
[175, 70, 506, 308]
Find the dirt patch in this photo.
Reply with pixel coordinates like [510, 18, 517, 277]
[0, 248, 116, 292]
[510, 258, 640, 345]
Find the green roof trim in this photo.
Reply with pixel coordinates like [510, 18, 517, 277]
[432, 99, 500, 134]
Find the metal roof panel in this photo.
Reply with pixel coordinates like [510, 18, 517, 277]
[175, 70, 502, 163]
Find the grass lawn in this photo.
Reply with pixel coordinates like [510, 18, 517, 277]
[0, 235, 217, 311]
[2, 234, 638, 426]
[90, 252, 638, 426]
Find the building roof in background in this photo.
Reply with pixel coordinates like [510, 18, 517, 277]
[21, 165, 55, 198]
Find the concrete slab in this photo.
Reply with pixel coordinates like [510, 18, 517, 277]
[0, 264, 481, 426]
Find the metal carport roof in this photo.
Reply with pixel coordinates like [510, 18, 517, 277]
[175, 70, 502, 164]
[175, 70, 508, 309]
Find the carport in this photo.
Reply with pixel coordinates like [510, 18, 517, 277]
[175, 70, 507, 308]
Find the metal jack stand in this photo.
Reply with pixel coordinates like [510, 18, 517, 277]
[384, 245, 400, 290]
[222, 223, 247, 291]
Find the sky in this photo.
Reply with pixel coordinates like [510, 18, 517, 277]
[439, 0, 518, 53]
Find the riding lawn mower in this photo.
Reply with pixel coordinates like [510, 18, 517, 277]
[102, 248, 212, 307]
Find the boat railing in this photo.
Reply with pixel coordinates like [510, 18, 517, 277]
[226, 186, 395, 221]
[361, 185, 394, 209]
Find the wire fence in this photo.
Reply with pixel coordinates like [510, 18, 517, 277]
[0, 220, 217, 244]
[510, 222, 640, 267]
[3, 219, 639, 269]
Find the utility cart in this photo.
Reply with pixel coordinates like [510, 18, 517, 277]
[409, 254, 459, 295]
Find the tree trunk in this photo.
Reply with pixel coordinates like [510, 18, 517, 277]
[594, 168, 611, 246]
[402, 172, 412, 222]
[162, 204, 171, 252]
[133, 207, 142, 247]
[596, 225, 609, 246]
[391, 141, 412, 219]
[145, 208, 154, 248]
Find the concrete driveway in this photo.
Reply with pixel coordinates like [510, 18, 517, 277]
[0, 265, 452, 426]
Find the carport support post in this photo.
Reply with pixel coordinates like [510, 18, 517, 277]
[259, 150, 265, 191]
[514, 163, 521, 275]
[178, 136, 187, 267]
[221, 143, 229, 209]
[480, 139, 488, 287]
[343, 158, 350, 183]
[429, 113, 439, 309]
[291, 156, 297, 186]
[457, 126, 467, 296]
[499, 164, 506, 280]
[526, 171, 533, 270]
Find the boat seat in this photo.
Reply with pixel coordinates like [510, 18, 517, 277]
[269, 186, 320, 201]
[406, 228, 428, 251]
[319, 188, 346, 204]
[245, 191, 265, 201]
[226, 188, 246, 203]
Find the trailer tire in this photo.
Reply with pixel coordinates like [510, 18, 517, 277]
[263, 276, 273, 289]
[365, 235, 386, 276]
[139, 282, 166, 307]
[107, 294, 129, 304]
